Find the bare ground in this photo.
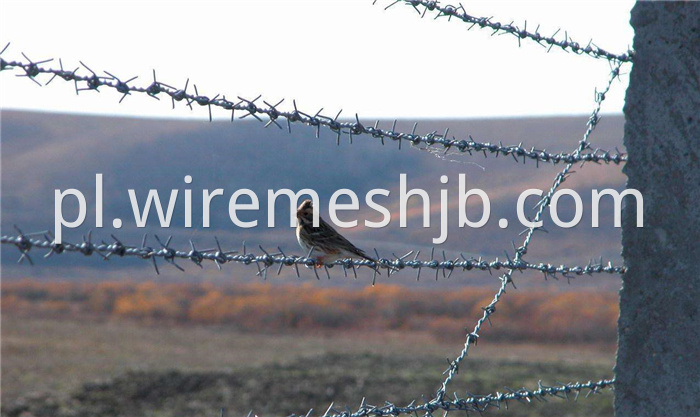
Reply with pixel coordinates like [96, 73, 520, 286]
[1, 315, 616, 417]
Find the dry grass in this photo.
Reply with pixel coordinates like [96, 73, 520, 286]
[2, 281, 619, 343]
[2, 315, 614, 406]
[2, 281, 617, 416]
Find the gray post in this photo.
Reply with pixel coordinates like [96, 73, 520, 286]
[616, 2, 700, 416]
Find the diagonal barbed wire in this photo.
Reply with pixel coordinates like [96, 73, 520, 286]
[432, 60, 626, 402]
[382, 0, 634, 63]
[1, 229, 625, 284]
[0, 45, 628, 167]
[1, 2, 631, 412]
[287, 378, 614, 417]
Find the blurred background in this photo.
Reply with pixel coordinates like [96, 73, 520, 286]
[1, 1, 634, 416]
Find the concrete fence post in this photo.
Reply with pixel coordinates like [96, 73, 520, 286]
[616, 2, 700, 416]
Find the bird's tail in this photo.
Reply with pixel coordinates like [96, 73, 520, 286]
[358, 253, 399, 276]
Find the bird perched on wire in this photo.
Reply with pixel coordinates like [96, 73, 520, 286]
[296, 199, 376, 268]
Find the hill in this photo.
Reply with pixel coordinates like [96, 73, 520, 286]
[1, 110, 626, 289]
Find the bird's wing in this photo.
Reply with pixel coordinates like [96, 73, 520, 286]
[307, 218, 373, 260]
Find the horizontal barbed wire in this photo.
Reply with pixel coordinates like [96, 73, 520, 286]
[1, 2, 630, 412]
[434, 60, 626, 401]
[1, 229, 625, 283]
[382, 0, 634, 63]
[287, 378, 613, 417]
[0, 45, 627, 167]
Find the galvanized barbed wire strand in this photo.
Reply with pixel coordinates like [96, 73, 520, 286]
[0, 23, 628, 413]
[433, 60, 626, 403]
[288, 378, 614, 417]
[382, 0, 634, 63]
[0, 46, 628, 167]
[0, 231, 625, 280]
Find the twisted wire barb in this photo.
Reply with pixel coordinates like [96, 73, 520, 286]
[293, 378, 614, 417]
[1, 230, 624, 281]
[433, 60, 626, 402]
[0, 46, 627, 166]
[0, 3, 628, 410]
[383, 0, 634, 63]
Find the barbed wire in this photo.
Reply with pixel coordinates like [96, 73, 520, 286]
[433, 59, 626, 402]
[1, 2, 631, 414]
[1, 229, 625, 283]
[382, 0, 634, 63]
[0, 45, 628, 167]
[291, 378, 614, 417]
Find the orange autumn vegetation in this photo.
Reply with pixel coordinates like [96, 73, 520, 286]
[1, 280, 618, 343]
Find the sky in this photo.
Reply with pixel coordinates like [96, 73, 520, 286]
[0, 0, 635, 120]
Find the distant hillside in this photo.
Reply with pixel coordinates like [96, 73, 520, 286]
[1, 110, 626, 289]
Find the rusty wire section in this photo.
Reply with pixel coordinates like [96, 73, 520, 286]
[382, 0, 634, 63]
[0, 2, 633, 414]
[0, 45, 627, 167]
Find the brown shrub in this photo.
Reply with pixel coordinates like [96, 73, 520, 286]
[1, 280, 619, 343]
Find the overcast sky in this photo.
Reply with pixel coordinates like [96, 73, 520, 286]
[0, 0, 635, 120]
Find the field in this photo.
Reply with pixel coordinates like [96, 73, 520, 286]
[2, 110, 624, 415]
[2, 316, 615, 417]
[1, 281, 618, 343]
[2, 281, 618, 416]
